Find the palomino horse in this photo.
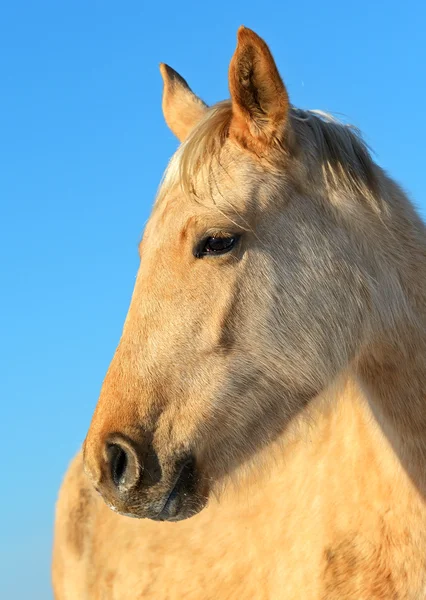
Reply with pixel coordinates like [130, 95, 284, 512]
[52, 27, 426, 599]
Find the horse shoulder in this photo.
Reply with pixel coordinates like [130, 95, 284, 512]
[52, 450, 96, 599]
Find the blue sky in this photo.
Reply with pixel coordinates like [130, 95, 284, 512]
[1, 1, 425, 597]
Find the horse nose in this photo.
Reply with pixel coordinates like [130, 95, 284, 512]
[105, 435, 142, 493]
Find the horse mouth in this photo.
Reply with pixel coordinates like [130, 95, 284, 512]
[152, 457, 202, 522]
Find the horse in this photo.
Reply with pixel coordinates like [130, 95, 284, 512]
[52, 27, 426, 599]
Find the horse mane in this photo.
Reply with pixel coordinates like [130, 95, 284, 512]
[157, 99, 380, 211]
[291, 107, 380, 208]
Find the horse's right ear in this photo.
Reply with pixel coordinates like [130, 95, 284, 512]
[228, 27, 290, 153]
[159, 64, 208, 142]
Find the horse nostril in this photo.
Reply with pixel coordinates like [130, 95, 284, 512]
[107, 443, 129, 489]
[104, 436, 142, 495]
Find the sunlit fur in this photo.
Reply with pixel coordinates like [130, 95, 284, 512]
[53, 27, 426, 599]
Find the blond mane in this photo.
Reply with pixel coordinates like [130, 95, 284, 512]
[157, 100, 380, 212]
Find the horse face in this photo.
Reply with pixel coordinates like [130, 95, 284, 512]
[83, 29, 370, 521]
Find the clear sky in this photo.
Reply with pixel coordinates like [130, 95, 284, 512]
[1, 1, 425, 598]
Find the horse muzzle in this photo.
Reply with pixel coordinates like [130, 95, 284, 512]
[84, 434, 206, 522]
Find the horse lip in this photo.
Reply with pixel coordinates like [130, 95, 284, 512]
[154, 458, 194, 521]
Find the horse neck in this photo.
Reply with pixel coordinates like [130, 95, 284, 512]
[356, 189, 426, 495]
[356, 328, 426, 494]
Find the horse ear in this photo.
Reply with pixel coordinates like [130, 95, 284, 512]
[228, 27, 290, 151]
[159, 64, 208, 142]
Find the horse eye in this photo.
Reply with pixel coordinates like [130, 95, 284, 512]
[195, 235, 239, 258]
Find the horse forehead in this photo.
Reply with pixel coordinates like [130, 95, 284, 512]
[146, 193, 190, 239]
[139, 196, 200, 265]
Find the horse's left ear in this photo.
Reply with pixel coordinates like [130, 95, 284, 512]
[160, 64, 208, 142]
[228, 27, 290, 152]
